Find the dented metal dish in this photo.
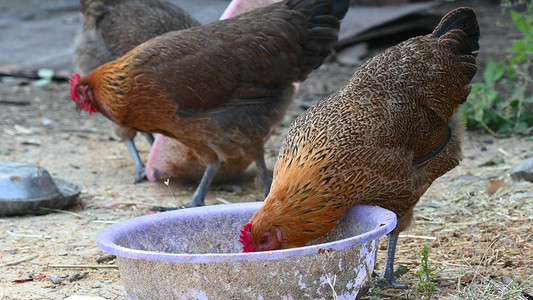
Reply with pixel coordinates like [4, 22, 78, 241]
[0, 161, 81, 215]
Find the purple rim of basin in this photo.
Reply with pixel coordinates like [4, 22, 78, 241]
[97, 202, 397, 264]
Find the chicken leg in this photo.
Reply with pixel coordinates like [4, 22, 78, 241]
[123, 139, 146, 183]
[122, 131, 154, 183]
[188, 160, 222, 207]
[373, 233, 408, 289]
[186, 155, 271, 207]
[141, 132, 155, 145]
[154, 155, 270, 210]
[255, 156, 272, 197]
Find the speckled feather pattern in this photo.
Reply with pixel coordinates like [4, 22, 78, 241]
[249, 7, 479, 249]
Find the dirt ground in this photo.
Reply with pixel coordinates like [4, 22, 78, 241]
[1, 1, 532, 299]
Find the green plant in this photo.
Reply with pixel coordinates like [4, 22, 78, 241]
[460, 2, 533, 135]
[415, 243, 436, 300]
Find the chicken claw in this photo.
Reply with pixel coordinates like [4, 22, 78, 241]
[372, 233, 408, 289]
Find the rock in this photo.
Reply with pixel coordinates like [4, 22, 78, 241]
[482, 136, 494, 144]
[510, 157, 533, 182]
[95, 254, 116, 264]
[67, 271, 88, 282]
[49, 275, 62, 284]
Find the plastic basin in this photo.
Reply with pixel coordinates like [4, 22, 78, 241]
[97, 202, 396, 299]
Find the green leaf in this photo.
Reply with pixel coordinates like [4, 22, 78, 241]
[485, 89, 499, 104]
[521, 111, 533, 124]
[483, 60, 505, 85]
[510, 10, 530, 35]
[479, 158, 505, 167]
[511, 38, 526, 53]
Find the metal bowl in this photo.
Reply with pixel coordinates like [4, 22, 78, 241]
[0, 161, 81, 215]
[97, 202, 397, 299]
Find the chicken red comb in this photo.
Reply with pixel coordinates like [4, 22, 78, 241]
[238, 222, 253, 252]
[69, 73, 81, 103]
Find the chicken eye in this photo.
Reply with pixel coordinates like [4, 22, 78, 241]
[259, 234, 270, 245]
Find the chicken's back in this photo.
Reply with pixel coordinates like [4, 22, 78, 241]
[80, 0, 349, 167]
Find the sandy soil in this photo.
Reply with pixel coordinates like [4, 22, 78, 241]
[1, 1, 532, 299]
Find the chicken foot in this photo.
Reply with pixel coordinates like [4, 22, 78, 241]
[153, 156, 271, 211]
[373, 233, 408, 289]
[151, 160, 222, 211]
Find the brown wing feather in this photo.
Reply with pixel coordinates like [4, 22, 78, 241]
[117, 0, 342, 111]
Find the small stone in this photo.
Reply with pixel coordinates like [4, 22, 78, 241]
[500, 275, 513, 285]
[68, 271, 88, 282]
[49, 276, 62, 284]
[95, 254, 116, 263]
[482, 136, 494, 144]
[41, 118, 53, 126]
[91, 281, 104, 288]
[58, 252, 68, 256]
[510, 157, 533, 182]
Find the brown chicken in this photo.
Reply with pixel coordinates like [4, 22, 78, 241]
[145, 0, 283, 184]
[70, 0, 350, 207]
[239, 7, 479, 289]
[73, 0, 200, 183]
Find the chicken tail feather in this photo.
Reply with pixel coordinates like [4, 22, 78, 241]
[431, 7, 480, 57]
[282, 0, 350, 77]
[287, 0, 349, 20]
[330, 0, 350, 20]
